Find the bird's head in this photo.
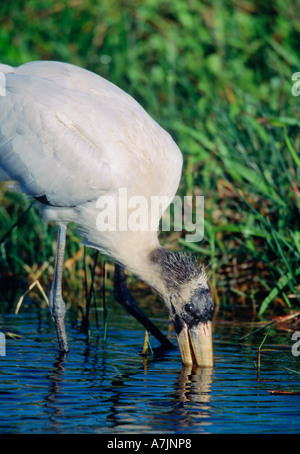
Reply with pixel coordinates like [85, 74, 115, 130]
[149, 249, 214, 367]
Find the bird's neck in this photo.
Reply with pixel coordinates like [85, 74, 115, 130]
[116, 237, 168, 300]
[75, 211, 169, 298]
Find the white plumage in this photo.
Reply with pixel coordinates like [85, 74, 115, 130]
[0, 61, 182, 279]
[0, 61, 214, 367]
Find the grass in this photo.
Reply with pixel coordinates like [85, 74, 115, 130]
[0, 0, 299, 320]
[255, 327, 270, 380]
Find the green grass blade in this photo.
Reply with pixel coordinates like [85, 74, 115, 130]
[258, 268, 300, 317]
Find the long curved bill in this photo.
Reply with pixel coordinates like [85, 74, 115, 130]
[176, 321, 213, 367]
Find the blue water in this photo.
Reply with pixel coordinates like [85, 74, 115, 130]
[0, 305, 300, 434]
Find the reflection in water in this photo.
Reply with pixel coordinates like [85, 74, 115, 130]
[1, 308, 299, 434]
[176, 366, 213, 404]
[44, 352, 68, 433]
[101, 353, 214, 432]
[170, 366, 213, 432]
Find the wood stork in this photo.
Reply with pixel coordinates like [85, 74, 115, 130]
[0, 61, 214, 366]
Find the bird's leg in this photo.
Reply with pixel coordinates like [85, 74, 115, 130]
[49, 223, 69, 353]
[114, 264, 175, 351]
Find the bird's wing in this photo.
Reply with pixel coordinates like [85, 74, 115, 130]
[0, 61, 182, 208]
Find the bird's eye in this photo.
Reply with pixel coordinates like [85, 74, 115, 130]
[184, 304, 193, 314]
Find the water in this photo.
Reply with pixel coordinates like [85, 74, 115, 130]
[0, 305, 300, 434]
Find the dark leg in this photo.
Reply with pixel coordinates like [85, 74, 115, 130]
[113, 264, 175, 350]
[49, 223, 69, 353]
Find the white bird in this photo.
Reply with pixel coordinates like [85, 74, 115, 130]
[0, 61, 214, 366]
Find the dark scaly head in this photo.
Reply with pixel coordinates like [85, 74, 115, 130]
[150, 249, 214, 367]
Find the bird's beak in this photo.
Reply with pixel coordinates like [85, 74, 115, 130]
[176, 321, 213, 367]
